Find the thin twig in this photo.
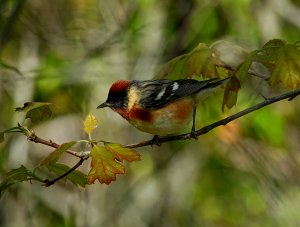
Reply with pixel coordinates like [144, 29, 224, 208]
[125, 88, 300, 148]
[43, 156, 88, 187]
[27, 133, 86, 158]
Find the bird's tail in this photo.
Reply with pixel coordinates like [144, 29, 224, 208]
[207, 77, 230, 87]
[196, 77, 230, 101]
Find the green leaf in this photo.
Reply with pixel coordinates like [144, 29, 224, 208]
[154, 43, 229, 80]
[261, 39, 287, 55]
[0, 165, 43, 198]
[87, 145, 125, 185]
[40, 141, 77, 166]
[268, 43, 300, 89]
[253, 40, 300, 89]
[47, 163, 87, 188]
[0, 126, 28, 143]
[235, 59, 252, 84]
[15, 102, 53, 124]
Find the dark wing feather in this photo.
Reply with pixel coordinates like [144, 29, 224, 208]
[136, 78, 225, 109]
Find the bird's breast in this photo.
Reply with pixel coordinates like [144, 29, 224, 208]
[128, 98, 194, 135]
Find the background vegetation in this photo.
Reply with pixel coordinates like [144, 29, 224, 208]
[1, 0, 300, 226]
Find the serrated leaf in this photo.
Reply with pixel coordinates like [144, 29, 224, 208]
[154, 43, 229, 80]
[40, 141, 77, 166]
[0, 165, 43, 198]
[47, 163, 87, 188]
[15, 102, 52, 124]
[83, 113, 98, 138]
[105, 143, 140, 163]
[268, 43, 300, 89]
[222, 76, 240, 111]
[87, 145, 125, 185]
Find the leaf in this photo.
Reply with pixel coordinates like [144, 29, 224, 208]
[83, 113, 98, 138]
[222, 76, 240, 111]
[47, 163, 87, 188]
[258, 39, 287, 61]
[268, 43, 300, 89]
[0, 165, 43, 198]
[235, 59, 252, 84]
[40, 141, 77, 166]
[15, 102, 52, 124]
[154, 43, 229, 80]
[0, 126, 27, 143]
[252, 40, 300, 89]
[87, 145, 125, 185]
[105, 143, 140, 163]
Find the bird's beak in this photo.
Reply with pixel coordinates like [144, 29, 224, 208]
[97, 102, 109, 109]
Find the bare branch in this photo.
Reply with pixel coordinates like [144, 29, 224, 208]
[27, 132, 86, 158]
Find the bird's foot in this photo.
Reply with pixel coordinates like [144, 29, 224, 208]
[150, 135, 161, 146]
[190, 128, 198, 140]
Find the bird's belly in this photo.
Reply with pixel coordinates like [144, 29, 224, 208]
[129, 98, 194, 136]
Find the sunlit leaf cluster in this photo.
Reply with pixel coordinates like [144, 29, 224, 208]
[155, 39, 300, 110]
[0, 111, 140, 197]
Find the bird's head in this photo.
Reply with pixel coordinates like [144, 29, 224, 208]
[97, 80, 131, 110]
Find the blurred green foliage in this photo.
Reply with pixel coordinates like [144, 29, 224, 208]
[1, 0, 300, 226]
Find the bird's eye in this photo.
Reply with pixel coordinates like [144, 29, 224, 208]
[112, 100, 125, 108]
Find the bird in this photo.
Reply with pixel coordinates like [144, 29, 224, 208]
[97, 78, 229, 139]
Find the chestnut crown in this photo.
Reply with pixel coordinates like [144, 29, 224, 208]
[97, 80, 131, 109]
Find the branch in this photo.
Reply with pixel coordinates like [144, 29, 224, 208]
[43, 156, 88, 187]
[28, 132, 87, 158]
[125, 88, 300, 148]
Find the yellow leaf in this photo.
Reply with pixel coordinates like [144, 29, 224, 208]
[84, 113, 98, 138]
[105, 143, 141, 163]
[87, 145, 125, 185]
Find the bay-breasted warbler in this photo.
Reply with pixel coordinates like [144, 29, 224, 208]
[97, 78, 229, 137]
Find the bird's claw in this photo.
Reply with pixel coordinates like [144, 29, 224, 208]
[190, 129, 198, 140]
[150, 135, 161, 146]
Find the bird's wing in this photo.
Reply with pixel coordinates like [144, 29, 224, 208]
[137, 78, 224, 109]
